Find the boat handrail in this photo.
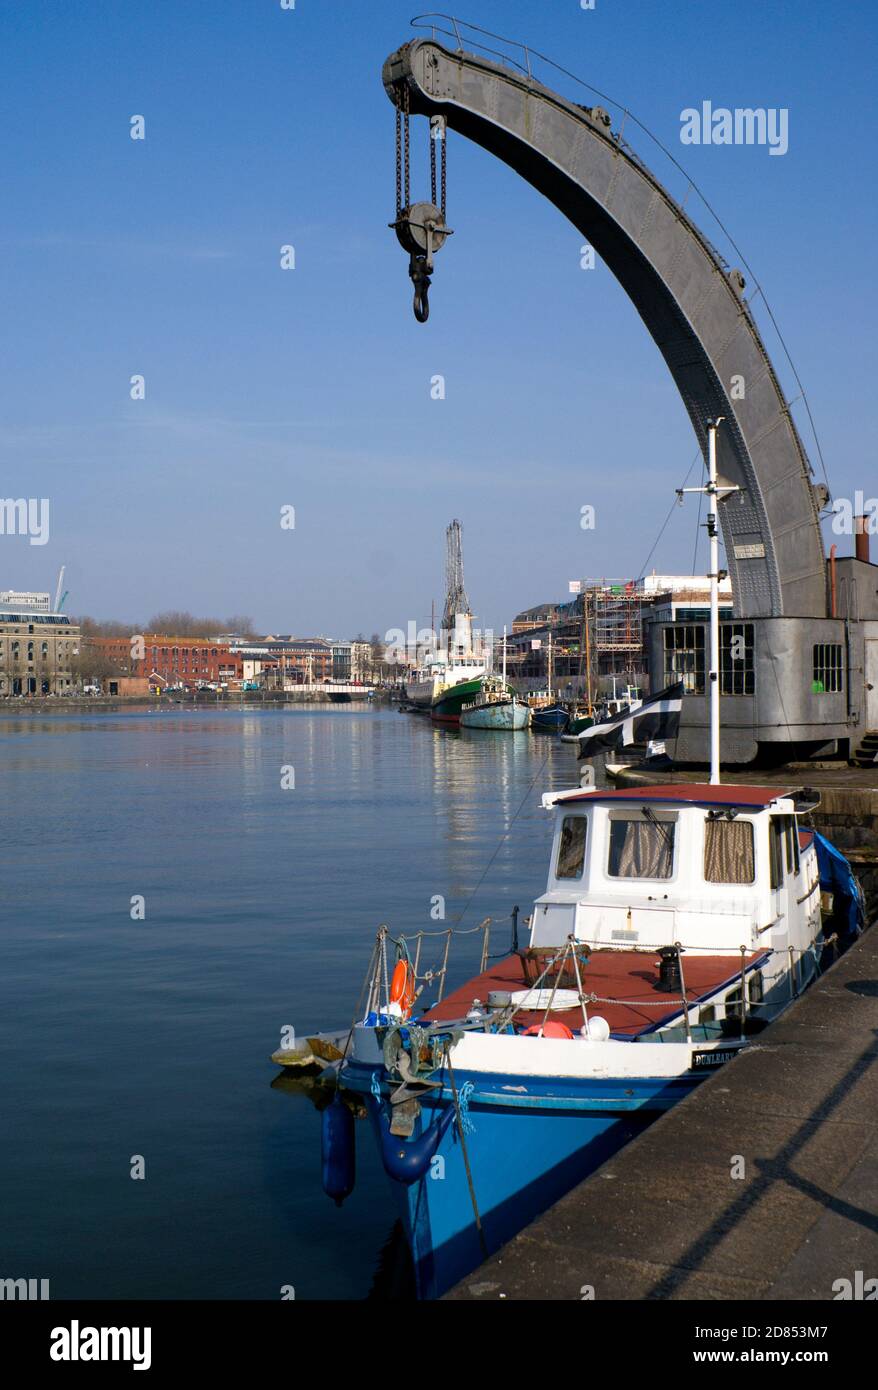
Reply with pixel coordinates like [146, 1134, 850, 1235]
[361, 924, 824, 1044]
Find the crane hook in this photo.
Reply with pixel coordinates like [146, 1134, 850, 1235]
[409, 255, 431, 323]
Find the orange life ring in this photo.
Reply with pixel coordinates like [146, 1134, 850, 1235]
[390, 960, 416, 1016]
[523, 1022, 574, 1040]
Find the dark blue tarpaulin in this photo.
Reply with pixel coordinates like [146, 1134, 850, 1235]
[813, 832, 866, 942]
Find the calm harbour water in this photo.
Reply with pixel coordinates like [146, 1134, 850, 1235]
[0, 704, 585, 1300]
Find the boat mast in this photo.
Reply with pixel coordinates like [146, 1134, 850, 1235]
[678, 417, 738, 784]
[707, 420, 722, 785]
[584, 594, 593, 716]
[502, 625, 507, 687]
[547, 629, 553, 701]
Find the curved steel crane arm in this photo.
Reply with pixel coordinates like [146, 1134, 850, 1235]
[383, 39, 828, 620]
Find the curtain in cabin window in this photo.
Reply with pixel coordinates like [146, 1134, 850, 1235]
[557, 816, 587, 879]
[704, 818, 755, 884]
[608, 818, 675, 879]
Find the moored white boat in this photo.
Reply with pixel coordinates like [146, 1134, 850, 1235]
[328, 780, 863, 1297]
[315, 424, 865, 1298]
[404, 658, 447, 709]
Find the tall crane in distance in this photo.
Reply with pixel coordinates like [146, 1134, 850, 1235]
[54, 566, 68, 613]
[442, 520, 475, 659]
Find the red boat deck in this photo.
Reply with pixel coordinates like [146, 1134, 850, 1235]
[423, 949, 767, 1038]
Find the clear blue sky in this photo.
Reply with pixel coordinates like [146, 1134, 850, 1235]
[2, 0, 875, 637]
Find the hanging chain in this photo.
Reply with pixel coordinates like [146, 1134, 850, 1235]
[395, 94, 402, 218]
[430, 123, 437, 207]
[430, 117, 447, 215]
[403, 83, 411, 211]
[396, 83, 446, 219]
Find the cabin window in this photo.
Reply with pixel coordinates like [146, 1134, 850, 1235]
[556, 816, 587, 880]
[781, 816, 800, 875]
[769, 819, 785, 889]
[704, 818, 755, 884]
[812, 643, 843, 694]
[724, 985, 744, 1019]
[607, 816, 675, 879]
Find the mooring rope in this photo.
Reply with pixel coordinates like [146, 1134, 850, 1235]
[446, 1047, 488, 1261]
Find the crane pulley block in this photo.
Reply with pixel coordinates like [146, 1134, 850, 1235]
[391, 82, 451, 323]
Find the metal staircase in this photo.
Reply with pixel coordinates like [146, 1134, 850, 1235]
[852, 732, 878, 767]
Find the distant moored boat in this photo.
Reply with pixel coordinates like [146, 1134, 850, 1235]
[460, 679, 530, 731]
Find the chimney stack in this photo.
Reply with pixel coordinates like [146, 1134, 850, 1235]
[854, 515, 871, 564]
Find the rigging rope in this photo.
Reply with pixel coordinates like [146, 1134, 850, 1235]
[635, 448, 701, 582]
[450, 742, 554, 929]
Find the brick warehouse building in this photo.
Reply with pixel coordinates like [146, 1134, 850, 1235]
[87, 635, 243, 687]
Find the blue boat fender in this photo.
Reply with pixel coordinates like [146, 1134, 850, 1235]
[377, 1103, 457, 1185]
[321, 1093, 356, 1207]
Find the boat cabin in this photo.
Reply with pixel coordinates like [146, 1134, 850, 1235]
[533, 784, 821, 958]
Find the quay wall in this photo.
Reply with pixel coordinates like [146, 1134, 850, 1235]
[0, 689, 385, 713]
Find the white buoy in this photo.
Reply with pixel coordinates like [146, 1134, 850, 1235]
[580, 1015, 610, 1042]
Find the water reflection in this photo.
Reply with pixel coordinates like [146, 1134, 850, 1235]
[1, 704, 591, 1300]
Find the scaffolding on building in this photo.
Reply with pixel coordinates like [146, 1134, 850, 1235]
[589, 581, 644, 666]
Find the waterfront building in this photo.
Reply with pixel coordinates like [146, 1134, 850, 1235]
[332, 642, 352, 682]
[351, 640, 373, 682]
[511, 602, 562, 635]
[0, 598, 80, 695]
[87, 635, 243, 687]
[507, 575, 735, 695]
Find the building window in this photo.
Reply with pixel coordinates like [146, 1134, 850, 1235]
[812, 643, 843, 693]
[704, 817, 755, 883]
[556, 816, 587, 880]
[663, 625, 705, 694]
[608, 816, 675, 879]
[720, 624, 755, 695]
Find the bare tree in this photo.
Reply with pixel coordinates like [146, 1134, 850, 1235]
[145, 611, 223, 637]
[75, 615, 139, 638]
[73, 639, 130, 682]
[224, 615, 259, 638]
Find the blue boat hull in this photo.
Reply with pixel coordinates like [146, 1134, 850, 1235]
[531, 705, 569, 733]
[460, 700, 530, 730]
[346, 1062, 699, 1299]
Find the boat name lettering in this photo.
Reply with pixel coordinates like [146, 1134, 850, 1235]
[692, 1049, 737, 1068]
